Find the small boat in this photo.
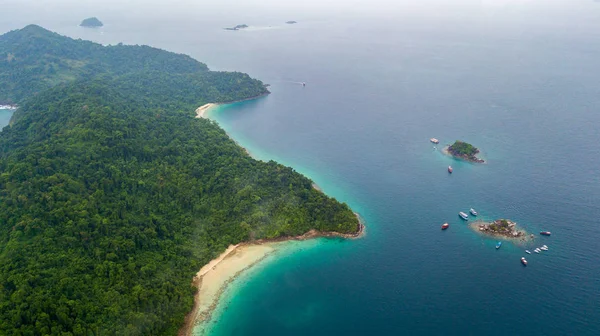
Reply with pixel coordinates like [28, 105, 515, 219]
[540, 231, 551, 236]
[540, 246, 548, 251]
[521, 257, 528, 266]
[469, 208, 478, 216]
[496, 242, 502, 249]
[459, 212, 468, 220]
[525, 250, 531, 254]
[302, 82, 306, 87]
[448, 166, 453, 173]
[441, 223, 449, 230]
[430, 138, 440, 144]
[534, 248, 541, 253]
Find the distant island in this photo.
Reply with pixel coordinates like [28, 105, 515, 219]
[470, 219, 531, 242]
[445, 140, 484, 163]
[286, 21, 298, 24]
[80, 17, 103, 28]
[224, 24, 248, 31]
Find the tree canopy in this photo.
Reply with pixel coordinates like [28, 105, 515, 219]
[448, 140, 479, 157]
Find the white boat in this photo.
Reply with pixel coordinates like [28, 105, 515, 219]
[540, 246, 548, 251]
[459, 212, 469, 220]
[525, 250, 531, 254]
[469, 208, 478, 216]
[534, 249, 540, 253]
[430, 138, 440, 144]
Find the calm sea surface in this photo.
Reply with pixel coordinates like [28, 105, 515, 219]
[2, 1, 600, 335]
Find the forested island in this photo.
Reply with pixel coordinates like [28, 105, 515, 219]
[0, 25, 360, 335]
[446, 140, 484, 163]
[79, 17, 103, 27]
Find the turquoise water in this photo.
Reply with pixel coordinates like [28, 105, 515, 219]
[2, 1, 600, 335]
[0, 109, 14, 129]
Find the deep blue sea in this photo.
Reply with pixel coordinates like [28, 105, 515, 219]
[2, 0, 600, 335]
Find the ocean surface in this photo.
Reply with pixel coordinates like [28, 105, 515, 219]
[2, 0, 600, 335]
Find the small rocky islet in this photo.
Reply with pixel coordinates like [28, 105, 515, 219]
[224, 24, 249, 31]
[80, 17, 103, 28]
[471, 219, 531, 241]
[446, 140, 484, 163]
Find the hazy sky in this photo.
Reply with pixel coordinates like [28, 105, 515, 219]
[2, 0, 599, 37]
[3, 0, 597, 20]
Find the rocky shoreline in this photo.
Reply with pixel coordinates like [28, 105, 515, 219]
[469, 219, 533, 243]
[443, 146, 485, 163]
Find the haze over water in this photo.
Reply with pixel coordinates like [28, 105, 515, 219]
[2, 0, 600, 335]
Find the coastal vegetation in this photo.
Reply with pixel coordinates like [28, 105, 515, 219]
[0, 25, 360, 335]
[79, 17, 104, 28]
[447, 140, 484, 163]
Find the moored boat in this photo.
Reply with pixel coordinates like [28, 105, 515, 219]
[469, 208, 478, 216]
[521, 257, 528, 266]
[540, 246, 548, 251]
[496, 242, 502, 249]
[441, 223, 449, 230]
[534, 248, 541, 253]
[430, 138, 440, 144]
[448, 166, 453, 173]
[459, 212, 468, 220]
[540, 231, 551, 236]
[525, 250, 531, 254]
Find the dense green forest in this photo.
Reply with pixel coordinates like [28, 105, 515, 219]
[448, 141, 478, 156]
[0, 26, 359, 335]
[0, 24, 216, 104]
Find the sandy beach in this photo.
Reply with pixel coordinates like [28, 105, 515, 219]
[195, 103, 218, 119]
[180, 243, 277, 336]
[179, 216, 365, 336]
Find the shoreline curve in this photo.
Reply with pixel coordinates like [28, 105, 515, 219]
[185, 95, 364, 335]
[179, 216, 365, 336]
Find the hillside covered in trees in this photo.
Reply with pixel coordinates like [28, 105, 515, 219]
[0, 26, 359, 335]
[0, 24, 265, 105]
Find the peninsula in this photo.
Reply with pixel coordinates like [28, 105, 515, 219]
[79, 17, 103, 27]
[0, 25, 361, 335]
[224, 24, 248, 31]
[470, 219, 531, 242]
[446, 140, 484, 163]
